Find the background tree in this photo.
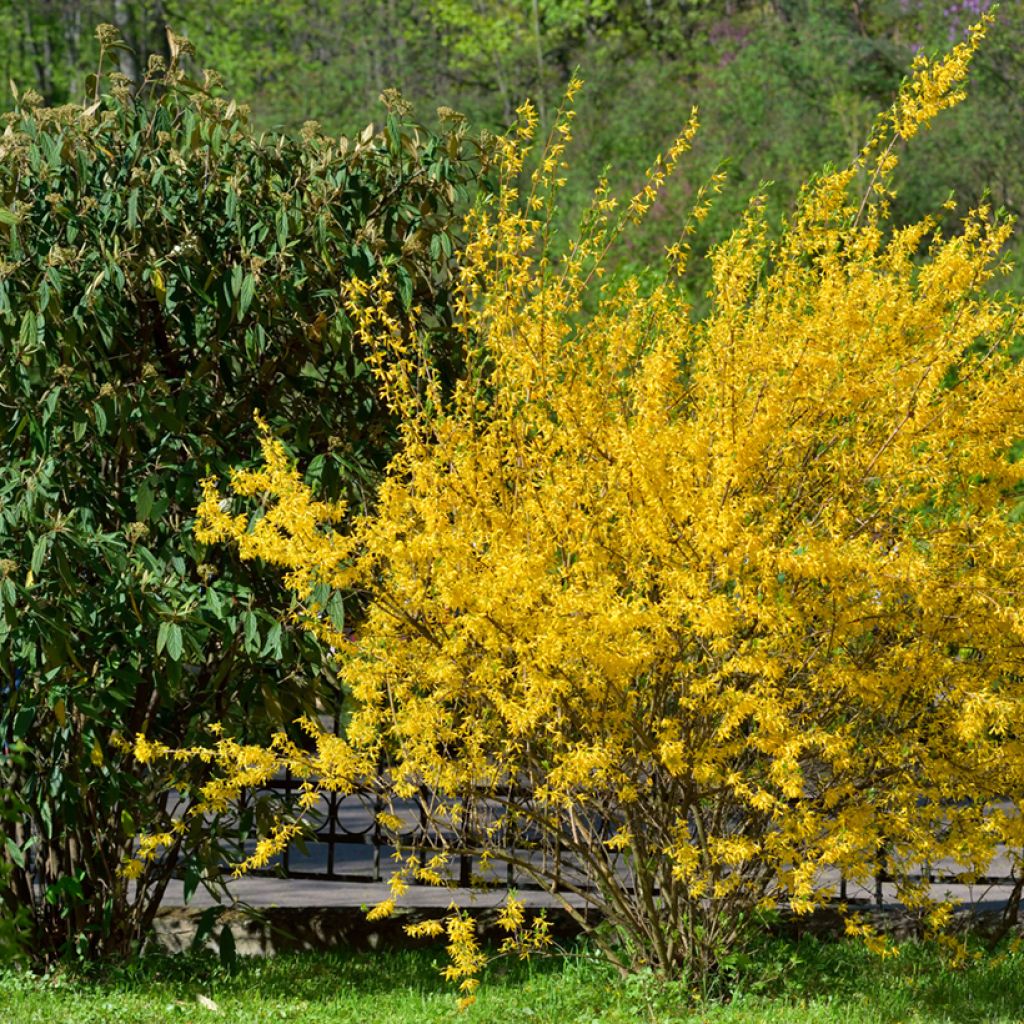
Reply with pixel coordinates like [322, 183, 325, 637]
[0, 1, 170, 105]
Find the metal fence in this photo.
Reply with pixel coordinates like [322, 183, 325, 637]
[237, 769, 522, 890]
[236, 748, 1022, 909]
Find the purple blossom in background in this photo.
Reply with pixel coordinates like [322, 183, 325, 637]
[943, 0, 995, 40]
[899, 0, 994, 50]
[709, 16, 751, 69]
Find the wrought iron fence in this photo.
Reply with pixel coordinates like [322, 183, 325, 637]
[234, 755, 622, 899]
[237, 768, 529, 891]
[231, 722, 1022, 912]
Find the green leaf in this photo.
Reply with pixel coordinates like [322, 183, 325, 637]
[242, 610, 259, 653]
[5, 837, 26, 869]
[238, 272, 255, 319]
[18, 309, 36, 352]
[206, 586, 223, 616]
[395, 265, 412, 310]
[12, 706, 35, 741]
[44, 874, 84, 905]
[156, 620, 170, 656]
[38, 799, 52, 839]
[261, 621, 283, 659]
[306, 454, 326, 484]
[165, 622, 183, 662]
[0, 207, 18, 226]
[30, 534, 48, 575]
[182, 862, 201, 905]
[135, 478, 155, 521]
[327, 593, 345, 632]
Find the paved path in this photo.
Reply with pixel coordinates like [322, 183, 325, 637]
[162, 877, 578, 909]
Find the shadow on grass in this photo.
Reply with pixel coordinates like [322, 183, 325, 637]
[78, 942, 593, 999]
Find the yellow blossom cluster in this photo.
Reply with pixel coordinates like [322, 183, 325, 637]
[138, 12, 1024, 987]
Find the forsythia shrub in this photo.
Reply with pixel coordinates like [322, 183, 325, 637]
[145, 13, 1024, 993]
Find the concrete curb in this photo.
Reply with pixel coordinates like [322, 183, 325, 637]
[152, 900, 1020, 957]
[152, 904, 595, 957]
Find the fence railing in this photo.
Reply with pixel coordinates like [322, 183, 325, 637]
[232, 770, 1023, 916]
[237, 769, 516, 890]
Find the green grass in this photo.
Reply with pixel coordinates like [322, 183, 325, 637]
[1, 937, 1023, 1023]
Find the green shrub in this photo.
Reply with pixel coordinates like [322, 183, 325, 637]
[0, 27, 487, 961]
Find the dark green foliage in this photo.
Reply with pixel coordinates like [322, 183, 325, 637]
[0, 32, 486, 961]
[0, 745, 30, 961]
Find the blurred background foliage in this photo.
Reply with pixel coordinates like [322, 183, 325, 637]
[2, 1, 1023, 294]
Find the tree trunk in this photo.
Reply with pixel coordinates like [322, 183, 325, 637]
[112, 0, 139, 82]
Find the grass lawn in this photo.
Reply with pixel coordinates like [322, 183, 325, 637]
[1, 936, 1023, 1023]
